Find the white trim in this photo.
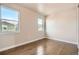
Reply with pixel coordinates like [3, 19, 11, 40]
[47, 37, 78, 45]
[0, 37, 45, 52]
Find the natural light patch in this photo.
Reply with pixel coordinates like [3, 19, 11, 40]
[38, 18, 42, 24]
[36, 45, 44, 55]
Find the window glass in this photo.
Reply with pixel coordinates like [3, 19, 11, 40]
[38, 17, 43, 31]
[0, 6, 19, 32]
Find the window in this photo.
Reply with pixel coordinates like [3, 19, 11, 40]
[0, 5, 19, 32]
[37, 17, 44, 31]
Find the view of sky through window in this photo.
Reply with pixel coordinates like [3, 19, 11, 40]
[1, 6, 19, 21]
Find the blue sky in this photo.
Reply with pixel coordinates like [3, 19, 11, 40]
[1, 6, 19, 21]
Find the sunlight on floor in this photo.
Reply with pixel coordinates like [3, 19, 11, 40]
[36, 45, 44, 55]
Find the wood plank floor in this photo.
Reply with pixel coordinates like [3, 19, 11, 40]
[0, 38, 78, 55]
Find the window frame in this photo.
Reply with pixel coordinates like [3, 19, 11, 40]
[0, 4, 20, 33]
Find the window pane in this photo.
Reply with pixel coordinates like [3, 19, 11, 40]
[2, 24, 8, 32]
[2, 20, 18, 32]
[1, 6, 19, 32]
[38, 18, 43, 31]
[1, 6, 19, 21]
[38, 18, 42, 25]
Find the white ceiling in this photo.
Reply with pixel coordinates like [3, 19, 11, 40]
[19, 3, 78, 16]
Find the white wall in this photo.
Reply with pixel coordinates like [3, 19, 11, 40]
[0, 4, 45, 51]
[46, 7, 78, 44]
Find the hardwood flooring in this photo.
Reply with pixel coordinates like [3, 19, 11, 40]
[0, 38, 78, 55]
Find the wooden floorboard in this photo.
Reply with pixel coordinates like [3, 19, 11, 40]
[0, 38, 78, 55]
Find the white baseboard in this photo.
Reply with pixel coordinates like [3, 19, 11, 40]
[0, 37, 45, 52]
[47, 37, 78, 45]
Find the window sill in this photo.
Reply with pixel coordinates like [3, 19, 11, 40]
[0, 32, 19, 35]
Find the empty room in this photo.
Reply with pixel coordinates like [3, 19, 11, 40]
[0, 3, 78, 55]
